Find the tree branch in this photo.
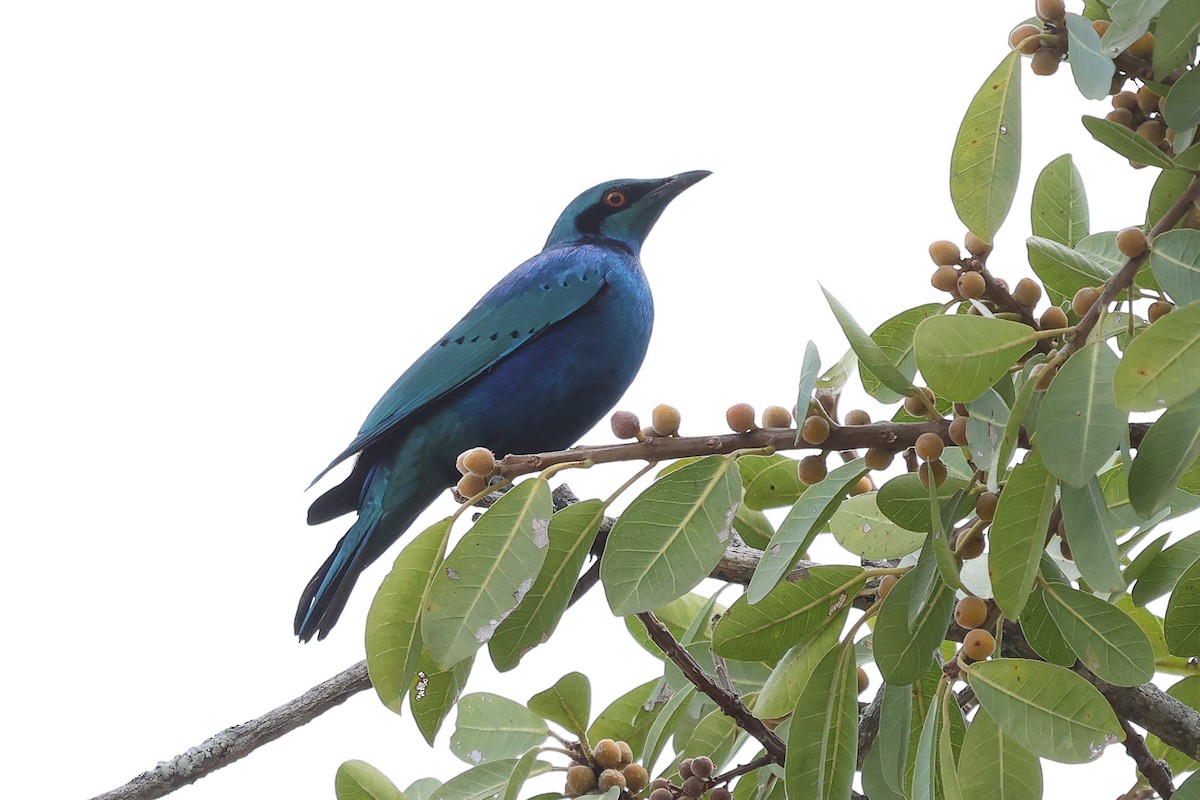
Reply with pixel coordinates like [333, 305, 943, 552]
[496, 422, 949, 480]
[1120, 718, 1175, 799]
[635, 611, 787, 764]
[88, 662, 371, 800]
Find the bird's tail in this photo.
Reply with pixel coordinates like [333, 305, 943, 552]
[294, 504, 381, 642]
[296, 460, 397, 642]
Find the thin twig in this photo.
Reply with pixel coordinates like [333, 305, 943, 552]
[635, 611, 787, 763]
[856, 683, 886, 770]
[1120, 718, 1175, 799]
[1062, 172, 1200, 359]
[710, 753, 777, 786]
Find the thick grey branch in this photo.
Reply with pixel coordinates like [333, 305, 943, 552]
[89, 662, 371, 800]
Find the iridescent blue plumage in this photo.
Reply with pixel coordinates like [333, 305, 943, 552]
[296, 171, 709, 641]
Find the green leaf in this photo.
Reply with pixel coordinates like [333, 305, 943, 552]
[989, 449, 1058, 618]
[795, 341, 822, 435]
[1154, 0, 1200, 78]
[966, 389, 1010, 478]
[1148, 169, 1195, 232]
[422, 479, 552, 668]
[755, 622, 843, 719]
[681, 707, 744, 771]
[1102, 0, 1168, 53]
[914, 315, 1035, 402]
[527, 672, 590, 739]
[734, 505, 774, 549]
[430, 759, 553, 800]
[602, 455, 741, 615]
[714, 565, 862, 660]
[1023, 582, 1077, 666]
[411, 649, 474, 746]
[1040, 582, 1154, 685]
[829, 492, 926, 559]
[968, 658, 1122, 763]
[450, 693, 549, 764]
[910, 687, 940, 800]
[1060, 479, 1124, 594]
[950, 49, 1022, 243]
[748, 459, 868, 603]
[366, 519, 453, 714]
[498, 749, 540, 800]
[860, 304, 944, 402]
[1180, 771, 1200, 800]
[1065, 14, 1115, 100]
[739, 454, 805, 510]
[957, 708, 1043, 800]
[489, 499, 604, 671]
[1031, 154, 1090, 247]
[1129, 393, 1200, 516]
[994, 357, 1046, 489]
[1081, 115, 1177, 169]
[639, 684, 695, 774]
[1166, 557, 1200, 655]
[877, 682, 913, 794]
[785, 643, 859, 800]
[877, 474, 969, 532]
[336, 760, 405, 800]
[404, 779, 442, 800]
[1166, 63, 1200, 133]
[1026, 235, 1112, 304]
[1133, 531, 1200, 605]
[874, 569, 955, 685]
[938, 691, 965, 800]
[1037, 341, 1124, 486]
[586, 679, 663, 755]
[1150, 229, 1200, 305]
[822, 286, 917, 398]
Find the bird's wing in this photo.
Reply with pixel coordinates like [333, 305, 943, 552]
[312, 252, 606, 483]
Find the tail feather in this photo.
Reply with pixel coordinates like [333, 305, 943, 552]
[295, 506, 380, 641]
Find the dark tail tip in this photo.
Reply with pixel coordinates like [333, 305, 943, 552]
[294, 540, 363, 642]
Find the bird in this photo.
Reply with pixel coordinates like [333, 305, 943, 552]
[296, 170, 711, 641]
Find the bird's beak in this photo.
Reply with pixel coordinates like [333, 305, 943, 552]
[647, 170, 712, 201]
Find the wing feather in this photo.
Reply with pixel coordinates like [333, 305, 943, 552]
[311, 252, 606, 483]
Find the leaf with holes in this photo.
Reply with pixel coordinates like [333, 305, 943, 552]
[422, 478, 552, 668]
[489, 499, 603, 671]
[367, 518, 453, 714]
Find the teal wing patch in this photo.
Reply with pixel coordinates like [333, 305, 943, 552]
[313, 262, 604, 482]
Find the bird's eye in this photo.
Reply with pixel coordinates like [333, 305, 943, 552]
[604, 190, 626, 208]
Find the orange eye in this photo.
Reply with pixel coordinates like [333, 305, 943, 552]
[604, 190, 626, 207]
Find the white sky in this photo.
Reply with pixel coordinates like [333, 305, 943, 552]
[2, 2, 1175, 799]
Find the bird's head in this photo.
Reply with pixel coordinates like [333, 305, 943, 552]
[544, 170, 711, 254]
